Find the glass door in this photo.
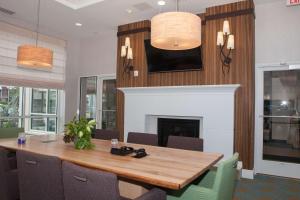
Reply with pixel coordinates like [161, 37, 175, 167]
[97, 76, 116, 130]
[79, 76, 97, 121]
[256, 65, 300, 179]
[79, 76, 116, 130]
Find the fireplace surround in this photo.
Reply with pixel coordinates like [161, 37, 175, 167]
[119, 84, 240, 161]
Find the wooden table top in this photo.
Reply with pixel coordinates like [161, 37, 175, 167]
[0, 135, 223, 190]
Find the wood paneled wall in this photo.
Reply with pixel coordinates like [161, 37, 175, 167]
[116, 1, 255, 169]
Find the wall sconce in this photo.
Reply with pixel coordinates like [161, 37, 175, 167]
[121, 37, 134, 73]
[217, 20, 235, 74]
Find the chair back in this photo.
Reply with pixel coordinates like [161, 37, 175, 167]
[127, 132, 158, 146]
[212, 153, 239, 200]
[0, 147, 10, 172]
[17, 151, 64, 200]
[0, 148, 10, 200]
[62, 161, 121, 200]
[0, 128, 24, 139]
[93, 129, 119, 140]
[167, 136, 203, 151]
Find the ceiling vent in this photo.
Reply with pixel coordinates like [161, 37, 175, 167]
[0, 7, 15, 15]
[133, 2, 153, 11]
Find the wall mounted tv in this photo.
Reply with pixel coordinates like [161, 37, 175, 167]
[144, 39, 203, 73]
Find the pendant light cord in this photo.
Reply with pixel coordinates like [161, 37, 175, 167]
[176, 0, 179, 12]
[36, 0, 41, 47]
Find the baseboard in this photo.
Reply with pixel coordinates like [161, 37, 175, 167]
[237, 161, 254, 179]
[241, 169, 254, 179]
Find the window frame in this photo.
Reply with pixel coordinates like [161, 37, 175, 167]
[29, 88, 58, 134]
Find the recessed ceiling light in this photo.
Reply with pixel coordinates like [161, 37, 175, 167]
[75, 22, 82, 27]
[157, 0, 166, 6]
[126, 9, 133, 14]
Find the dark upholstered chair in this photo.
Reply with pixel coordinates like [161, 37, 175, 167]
[93, 129, 119, 140]
[127, 132, 158, 146]
[17, 151, 64, 200]
[0, 147, 19, 200]
[167, 136, 203, 151]
[62, 161, 166, 200]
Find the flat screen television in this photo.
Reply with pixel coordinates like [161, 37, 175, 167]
[144, 39, 203, 73]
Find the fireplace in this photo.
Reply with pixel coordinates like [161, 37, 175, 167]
[119, 84, 239, 161]
[157, 118, 200, 146]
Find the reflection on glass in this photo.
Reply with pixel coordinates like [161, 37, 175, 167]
[0, 86, 22, 128]
[47, 117, 56, 132]
[263, 70, 300, 164]
[102, 79, 116, 130]
[79, 77, 97, 120]
[31, 117, 46, 131]
[32, 89, 47, 113]
[48, 90, 57, 114]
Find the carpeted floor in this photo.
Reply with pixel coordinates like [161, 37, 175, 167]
[234, 175, 300, 200]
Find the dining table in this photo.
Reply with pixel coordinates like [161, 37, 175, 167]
[0, 134, 223, 190]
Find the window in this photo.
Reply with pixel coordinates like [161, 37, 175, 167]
[30, 89, 58, 133]
[0, 86, 23, 128]
[0, 85, 63, 136]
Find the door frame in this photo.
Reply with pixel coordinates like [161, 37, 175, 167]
[96, 74, 116, 129]
[255, 63, 300, 179]
[78, 74, 116, 129]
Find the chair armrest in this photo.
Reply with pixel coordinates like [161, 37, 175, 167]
[135, 188, 166, 200]
[167, 185, 217, 200]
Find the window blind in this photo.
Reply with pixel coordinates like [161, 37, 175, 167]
[0, 22, 66, 89]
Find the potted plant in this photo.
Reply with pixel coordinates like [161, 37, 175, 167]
[63, 117, 96, 150]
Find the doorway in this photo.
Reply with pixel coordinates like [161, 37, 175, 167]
[255, 64, 300, 179]
[79, 75, 116, 130]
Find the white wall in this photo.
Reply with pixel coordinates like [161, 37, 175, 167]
[64, 30, 117, 122]
[65, 38, 81, 122]
[78, 31, 117, 76]
[256, 1, 300, 64]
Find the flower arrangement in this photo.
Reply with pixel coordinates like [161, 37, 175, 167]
[63, 117, 96, 150]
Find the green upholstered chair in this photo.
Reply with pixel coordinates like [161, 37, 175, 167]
[167, 153, 239, 200]
[0, 128, 24, 139]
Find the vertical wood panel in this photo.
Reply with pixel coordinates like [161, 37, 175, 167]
[116, 1, 255, 169]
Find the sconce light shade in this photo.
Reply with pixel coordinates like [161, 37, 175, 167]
[227, 35, 235, 49]
[125, 37, 130, 48]
[217, 32, 224, 46]
[223, 20, 230, 35]
[127, 47, 133, 60]
[151, 12, 201, 50]
[17, 45, 53, 69]
[121, 45, 126, 57]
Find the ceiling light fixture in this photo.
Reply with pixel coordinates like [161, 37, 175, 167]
[75, 22, 82, 26]
[126, 9, 133, 14]
[157, 0, 166, 6]
[17, 0, 53, 69]
[151, 0, 201, 50]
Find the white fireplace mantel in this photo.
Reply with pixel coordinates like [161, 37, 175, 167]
[119, 84, 240, 95]
[119, 84, 240, 161]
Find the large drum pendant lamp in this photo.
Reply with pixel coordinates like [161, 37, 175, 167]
[17, 0, 53, 69]
[151, 0, 201, 50]
[17, 45, 53, 68]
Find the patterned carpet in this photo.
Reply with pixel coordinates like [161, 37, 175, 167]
[234, 175, 300, 200]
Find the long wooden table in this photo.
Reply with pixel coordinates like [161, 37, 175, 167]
[0, 135, 223, 190]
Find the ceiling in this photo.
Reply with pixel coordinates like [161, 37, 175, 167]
[0, 0, 281, 40]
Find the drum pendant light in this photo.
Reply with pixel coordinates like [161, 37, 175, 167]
[151, 0, 201, 50]
[17, 0, 53, 69]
